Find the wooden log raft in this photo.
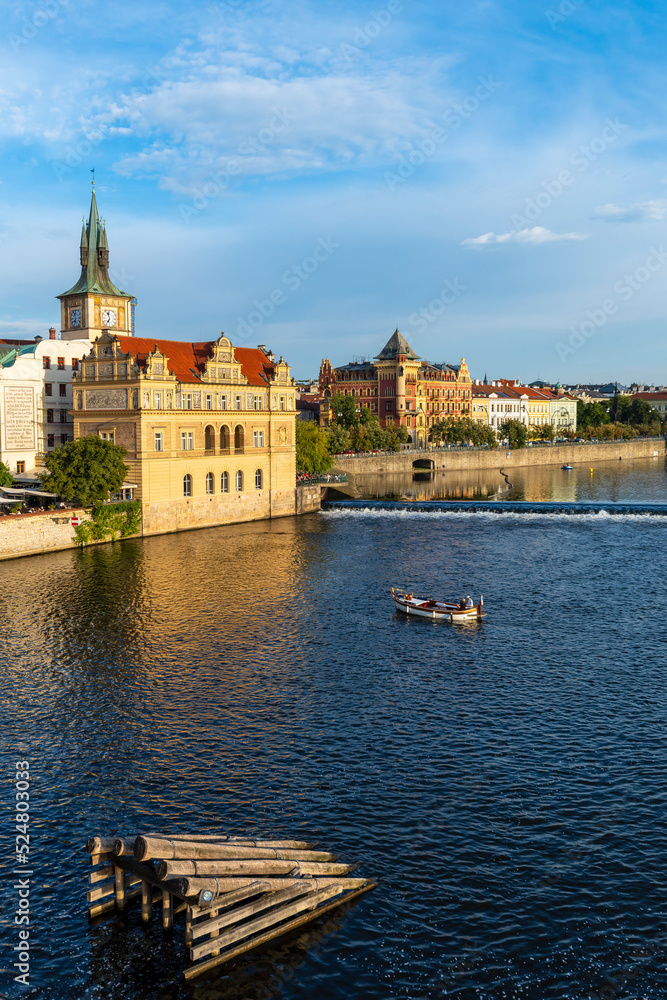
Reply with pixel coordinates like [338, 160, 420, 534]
[86, 831, 376, 981]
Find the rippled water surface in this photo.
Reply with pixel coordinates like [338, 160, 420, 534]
[2, 458, 667, 1000]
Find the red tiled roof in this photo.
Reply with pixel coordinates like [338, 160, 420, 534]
[631, 392, 667, 401]
[234, 347, 276, 387]
[0, 338, 33, 346]
[114, 337, 275, 386]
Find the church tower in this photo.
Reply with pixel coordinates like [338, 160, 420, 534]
[58, 181, 133, 342]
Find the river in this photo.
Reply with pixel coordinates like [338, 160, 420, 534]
[1, 456, 666, 999]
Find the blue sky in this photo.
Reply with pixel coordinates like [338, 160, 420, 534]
[1, 0, 667, 382]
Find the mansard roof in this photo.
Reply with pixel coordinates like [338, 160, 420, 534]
[374, 328, 420, 361]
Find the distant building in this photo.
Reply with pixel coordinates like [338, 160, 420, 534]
[319, 329, 472, 446]
[629, 391, 667, 416]
[472, 380, 577, 434]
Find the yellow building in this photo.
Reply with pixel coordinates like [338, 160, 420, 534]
[72, 333, 299, 535]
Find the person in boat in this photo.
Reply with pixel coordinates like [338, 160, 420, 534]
[465, 595, 474, 609]
[459, 597, 466, 610]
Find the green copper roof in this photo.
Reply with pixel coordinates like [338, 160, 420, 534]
[375, 328, 420, 361]
[0, 343, 38, 368]
[58, 187, 129, 298]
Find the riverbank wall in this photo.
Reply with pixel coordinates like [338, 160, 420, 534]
[0, 485, 321, 562]
[333, 438, 665, 475]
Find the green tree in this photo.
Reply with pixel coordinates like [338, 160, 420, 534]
[329, 392, 357, 429]
[296, 421, 333, 473]
[326, 422, 351, 454]
[577, 400, 610, 429]
[40, 436, 129, 506]
[528, 423, 555, 442]
[499, 418, 528, 449]
[0, 460, 13, 487]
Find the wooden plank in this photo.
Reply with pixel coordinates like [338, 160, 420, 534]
[90, 852, 110, 866]
[189, 885, 344, 961]
[158, 859, 350, 880]
[106, 853, 187, 900]
[191, 883, 316, 945]
[182, 876, 369, 903]
[162, 891, 173, 931]
[88, 884, 161, 920]
[87, 881, 115, 903]
[184, 884, 375, 978]
[90, 865, 113, 884]
[141, 881, 152, 923]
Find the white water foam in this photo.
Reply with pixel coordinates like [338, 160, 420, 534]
[321, 506, 667, 524]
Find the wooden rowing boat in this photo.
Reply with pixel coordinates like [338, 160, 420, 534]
[391, 587, 485, 622]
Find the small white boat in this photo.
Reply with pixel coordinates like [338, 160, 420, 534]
[391, 587, 485, 622]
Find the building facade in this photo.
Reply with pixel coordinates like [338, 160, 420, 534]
[0, 331, 90, 476]
[472, 380, 577, 435]
[72, 332, 299, 534]
[319, 329, 472, 446]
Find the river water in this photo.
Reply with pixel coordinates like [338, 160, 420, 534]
[2, 457, 667, 1000]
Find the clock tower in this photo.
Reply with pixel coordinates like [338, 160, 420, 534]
[58, 182, 133, 342]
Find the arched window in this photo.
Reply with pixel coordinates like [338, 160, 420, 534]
[234, 425, 244, 451]
[206, 472, 214, 494]
[255, 468, 263, 490]
[221, 471, 229, 493]
[220, 425, 229, 451]
[235, 470, 243, 491]
[205, 425, 214, 451]
[183, 474, 192, 497]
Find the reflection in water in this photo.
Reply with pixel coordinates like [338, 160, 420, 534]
[2, 460, 667, 999]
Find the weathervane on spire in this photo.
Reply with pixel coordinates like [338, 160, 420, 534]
[91, 167, 95, 191]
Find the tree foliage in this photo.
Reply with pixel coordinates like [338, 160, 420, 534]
[74, 501, 142, 545]
[326, 400, 405, 453]
[431, 417, 497, 448]
[528, 423, 555, 442]
[296, 420, 333, 473]
[499, 418, 528, 449]
[0, 460, 13, 487]
[40, 436, 129, 506]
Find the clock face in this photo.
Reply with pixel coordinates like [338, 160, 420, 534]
[70, 308, 81, 328]
[102, 308, 117, 328]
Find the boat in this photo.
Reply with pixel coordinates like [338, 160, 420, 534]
[561, 464, 573, 470]
[391, 587, 485, 622]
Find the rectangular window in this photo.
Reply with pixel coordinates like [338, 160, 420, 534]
[280, 397, 285, 410]
[154, 393, 161, 409]
[47, 409, 54, 423]
[187, 432, 193, 450]
[155, 432, 163, 452]
[186, 394, 192, 410]
[255, 396, 263, 410]
[57, 357, 65, 370]
[221, 395, 227, 410]
[99, 432, 115, 443]
[59, 384, 67, 397]
[60, 433, 68, 445]
[47, 435, 54, 449]
[45, 383, 53, 396]
[43, 357, 51, 369]
[385, 401, 393, 412]
[72, 359, 79, 371]
[60, 410, 67, 424]
[253, 430, 264, 448]
[181, 432, 187, 450]
[235, 395, 242, 410]
[206, 394, 212, 410]
[16, 461, 25, 474]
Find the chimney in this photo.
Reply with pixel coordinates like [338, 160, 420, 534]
[49, 327, 57, 340]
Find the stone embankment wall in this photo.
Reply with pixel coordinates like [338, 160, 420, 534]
[333, 439, 665, 475]
[0, 486, 322, 562]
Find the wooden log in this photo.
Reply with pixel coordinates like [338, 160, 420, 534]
[135, 836, 319, 861]
[162, 891, 173, 931]
[104, 853, 187, 900]
[141, 881, 152, 923]
[153, 847, 334, 872]
[86, 837, 116, 855]
[112, 837, 137, 857]
[191, 882, 317, 944]
[189, 885, 345, 962]
[157, 858, 349, 880]
[184, 883, 375, 980]
[147, 833, 314, 849]
[180, 876, 369, 902]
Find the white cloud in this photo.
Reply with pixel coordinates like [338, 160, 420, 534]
[592, 200, 667, 222]
[461, 227, 589, 247]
